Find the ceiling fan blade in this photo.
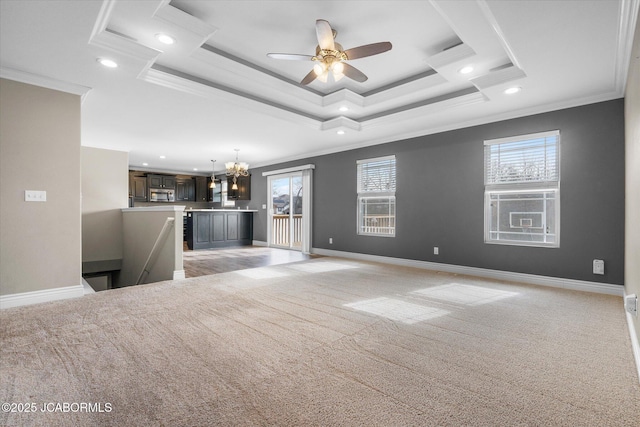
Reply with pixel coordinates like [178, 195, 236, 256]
[316, 19, 335, 51]
[300, 69, 318, 85]
[344, 42, 392, 60]
[342, 63, 368, 83]
[267, 53, 313, 61]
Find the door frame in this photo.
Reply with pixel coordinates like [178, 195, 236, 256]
[263, 164, 314, 254]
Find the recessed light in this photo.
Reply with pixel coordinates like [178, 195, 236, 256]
[159, 155, 166, 159]
[142, 162, 149, 166]
[504, 86, 521, 95]
[337, 130, 345, 135]
[155, 33, 175, 45]
[97, 58, 118, 68]
[459, 66, 474, 74]
[193, 168, 198, 171]
[339, 106, 349, 112]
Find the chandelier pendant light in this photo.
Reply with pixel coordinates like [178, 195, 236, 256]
[225, 149, 249, 190]
[209, 160, 216, 189]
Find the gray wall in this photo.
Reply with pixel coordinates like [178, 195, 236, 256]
[251, 99, 625, 285]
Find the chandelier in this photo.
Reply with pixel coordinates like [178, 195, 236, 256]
[225, 149, 249, 190]
[209, 160, 216, 189]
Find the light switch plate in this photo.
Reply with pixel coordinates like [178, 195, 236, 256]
[25, 190, 46, 202]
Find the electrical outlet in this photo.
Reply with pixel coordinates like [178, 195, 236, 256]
[329, 237, 333, 244]
[25, 190, 47, 202]
[593, 259, 605, 275]
[624, 294, 637, 317]
[434, 247, 439, 255]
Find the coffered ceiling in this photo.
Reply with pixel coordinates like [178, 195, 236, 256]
[1, 0, 638, 173]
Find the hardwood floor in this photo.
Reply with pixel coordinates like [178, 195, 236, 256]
[183, 244, 318, 278]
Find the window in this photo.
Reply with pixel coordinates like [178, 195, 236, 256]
[357, 155, 396, 236]
[484, 130, 560, 247]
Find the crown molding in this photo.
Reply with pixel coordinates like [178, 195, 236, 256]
[475, 0, 523, 70]
[615, 0, 640, 93]
[321, 117, 362, 132]
[425, 42, 476, 70]
[0, 67, 92, 100]
[470, 65, 526, 91]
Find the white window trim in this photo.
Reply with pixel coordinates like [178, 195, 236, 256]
[357, 155, 396, 237]
[484, 131, 560, 248]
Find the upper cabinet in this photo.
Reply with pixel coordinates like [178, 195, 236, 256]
[129, 173, 147, 201]
[176, 178, 195, 201]
[148, 174, 176, 189]
[227, 175, 251, 200]
[129, 170, 228, 204]
[194, 176, 208, 202]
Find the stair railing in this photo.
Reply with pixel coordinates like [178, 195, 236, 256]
[136, 217, 175, 285]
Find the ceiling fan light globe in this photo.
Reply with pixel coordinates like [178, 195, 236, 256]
[313, 63, 325, 76]
[332, 61, 344, 74]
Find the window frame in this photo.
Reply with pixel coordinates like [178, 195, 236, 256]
[356, 155, 396, 237]
[483, 130, 560, 248]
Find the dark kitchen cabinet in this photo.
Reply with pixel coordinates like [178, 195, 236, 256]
[186, 211, 253, 249]
[148, 174, 176, 189]
[195, 176, 222, 202]
[195, 177, 209, 202]
[176, 178, 195, 201]
[227, 175, 251, 200]
[129, 175, 147, 201]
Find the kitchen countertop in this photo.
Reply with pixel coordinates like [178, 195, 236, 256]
[185, 209, 259, 212]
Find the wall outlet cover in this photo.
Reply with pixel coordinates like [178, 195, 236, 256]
[624, 294, 638, 317]
[593, 259, 605, 275]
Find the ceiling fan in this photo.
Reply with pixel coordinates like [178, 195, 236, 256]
[267, 19, 392, 85]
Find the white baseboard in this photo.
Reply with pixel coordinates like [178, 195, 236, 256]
[82, 278, 96, 294]
[173, 270, 186, 280]
[252, 240, 268, 247]
[624, 299, 640, 385]
[0, 284, 85, 309]
[311, 248, 624, 296]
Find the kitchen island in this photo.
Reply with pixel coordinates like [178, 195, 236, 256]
[185, 209, 257, 250]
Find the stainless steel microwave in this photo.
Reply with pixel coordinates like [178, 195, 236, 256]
[149, 188, 175, 202]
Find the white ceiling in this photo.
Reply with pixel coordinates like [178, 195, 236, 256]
[1, 0, 638, 174]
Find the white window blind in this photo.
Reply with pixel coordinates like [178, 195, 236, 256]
[484, 130, 559, 186]
[357, 156, 396, 194]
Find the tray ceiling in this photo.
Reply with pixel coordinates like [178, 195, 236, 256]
[1, 0, 637, 173]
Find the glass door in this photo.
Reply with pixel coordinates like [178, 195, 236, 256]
[269, 173, 303, 250]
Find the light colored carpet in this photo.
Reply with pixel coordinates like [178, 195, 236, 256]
[1, 257, 639, 426]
